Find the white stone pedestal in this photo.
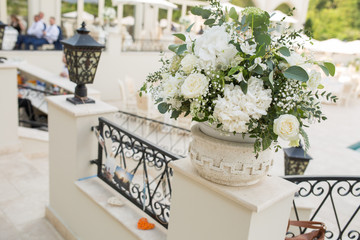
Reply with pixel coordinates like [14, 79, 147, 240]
[0, 64, 21, 154]
[167, 158, 298, 240]
[46, 95, 136, 240]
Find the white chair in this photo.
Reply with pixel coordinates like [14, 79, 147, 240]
[338, 77, 359, 106]
[123, 76, 137, 113]
[3, 26, 18, 50]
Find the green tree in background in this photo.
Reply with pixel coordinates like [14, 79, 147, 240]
[61, 0, 112, 16]
[306, 0, 360, 40]
[7, 0, 27, 18]
[230, 0, 254, 7]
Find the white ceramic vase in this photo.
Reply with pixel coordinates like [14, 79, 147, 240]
[189, 123, 274, 187]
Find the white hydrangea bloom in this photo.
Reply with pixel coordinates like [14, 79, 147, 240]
[194, 25, 237, 69]
[181, 54, 198, 74]
[213, 77, 272, 133]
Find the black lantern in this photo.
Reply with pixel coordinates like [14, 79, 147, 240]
[0, 21, 6, 50]
[61, 22, 104, 105]
[284, 146, 312, 175]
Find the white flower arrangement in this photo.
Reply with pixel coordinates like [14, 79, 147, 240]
[140, 0, 337, 154]
[103, 7, 116, 21]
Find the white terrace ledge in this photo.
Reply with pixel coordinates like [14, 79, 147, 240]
[75, 177, 167, 240]
[169, 158, 298, 213]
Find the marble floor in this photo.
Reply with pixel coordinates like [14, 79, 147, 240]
[0, 153, 63, 240]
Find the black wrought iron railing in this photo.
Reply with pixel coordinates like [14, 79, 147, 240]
[114, 110, 191, 157]
[92, 117, 181, 228]
[284, 176, 360, 240]
[18, 85, 59, 129]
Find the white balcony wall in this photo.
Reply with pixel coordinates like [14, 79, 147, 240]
[1, 50, 162, 103]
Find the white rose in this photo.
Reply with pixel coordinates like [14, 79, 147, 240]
[307, 70, 321, 91]
[162, 74, 183, 100]
[181, 54, 198, 74]
[194, 25, 237, 69]
[181, 73, 208, 98]
[240, 41, 257, 55]
[273, 114, 300, 143]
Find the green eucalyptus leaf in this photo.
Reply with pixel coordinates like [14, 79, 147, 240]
[278, 46, 290, 57]
[319, 65, 329, 76]
[240, 81, 248, 94]
[204, 18, 215, 25]
[186, 23, 195, 33]
[173, 33, 186, 42]
[317, 84, 324, 89]
[228, 66, 240, 76]
[262, 137, 272, 151]
[176, 44, 187, 55]
[168, 44, 179, 53]
[284, 66, 309, 82]
[266, 59, 273, 70]
[191, 7, 203, 16]
[255, 33, 271, 47]
[201, 9, 212, 19]
[324, 62, 335, 76]
[229, 7, 239, 20]
[253, 65, 263, 74]
[269, 70, 274, 86]
[171, 110, 181, 119]
[158, 102, 169, 114]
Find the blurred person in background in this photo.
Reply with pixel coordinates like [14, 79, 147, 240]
[14, 14, 43, 49]
[26, 17, 59, 50]
[10, 14, 25, 34]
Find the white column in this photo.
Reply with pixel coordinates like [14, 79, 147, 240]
[28, 0, 40, 26]
[0, 0, 7, 23]
[134, 3, 143, 40]
[153, 6, 159, 38]
[167, 8, 173, 32]
[47, 95, 119, 238]
[167, 159, 298, 240]
[77, 0, 84, 28]
[55, 0, 61, 28]
[117, 3, 123, 31]
[98, 0, 105, 26]
[181, 4, 187, 18]
[0, 64, 20, 154]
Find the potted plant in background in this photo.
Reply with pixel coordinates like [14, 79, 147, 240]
[140, 0, 337, 186]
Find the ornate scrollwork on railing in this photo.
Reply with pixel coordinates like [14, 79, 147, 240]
[284, 176, 360, 240]
[18, 85, 60, 129]
[113, 110, 191, 157]
[93, 117, 180, 228]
